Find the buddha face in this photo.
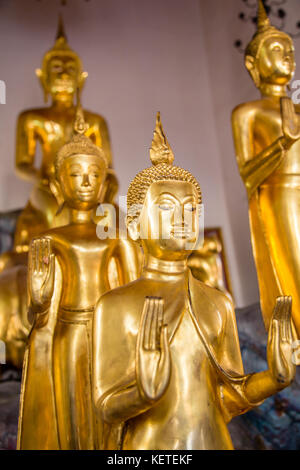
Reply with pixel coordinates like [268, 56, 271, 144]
[136, 180, 200, 260]
[257, 35, 295, 85]
[58, 154, 106, 210]
[46, 54, 80, 97]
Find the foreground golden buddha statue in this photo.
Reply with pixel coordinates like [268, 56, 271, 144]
[93, 113, 296, 450]
[232, 0, 300, 333]
[17, 107, 140, 450]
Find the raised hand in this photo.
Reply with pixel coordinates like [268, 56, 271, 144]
[267, 296, 296, 388]
[136, 297, 171, 403]
[28, 237, 55, 313]
[281, 97, 300, 144]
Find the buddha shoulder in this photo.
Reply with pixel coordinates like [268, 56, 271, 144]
[232, 100, 265, 124]
[17, 107, 52, 128]
[84, 109, 109, 127]
[190, 273, 234, 319]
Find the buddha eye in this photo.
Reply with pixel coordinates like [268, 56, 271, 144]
[185, 204, 196, 212]
[158, 203, 173, 211]
[272, 45, 281, 52]
[51, 64, 63, 73]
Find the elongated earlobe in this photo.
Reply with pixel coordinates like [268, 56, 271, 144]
[36, 68, 49, 103]
[127, 218, 140, 241]
[245, 55, 261, 88]
[78, 71, 88, 91]
[49, 177, 65, 215]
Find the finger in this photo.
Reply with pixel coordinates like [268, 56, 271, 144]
[144, 298, 155, 350]
[44, 253, 55, 299]
[273, 296, 284, 321]
[138, 297, 151, 351]
[157, 299, 164, 349]
[149, 298, 158, 351]
[36, 239, 41, 273]
[137, 298, 149, 353]
[278, 297, 292, 341]
[40, 238, 46, 272]
[29, 240, 35, 273]
[159, 324, 169, 365]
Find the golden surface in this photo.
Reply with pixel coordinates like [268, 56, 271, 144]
[13, 17, 115, 253]
[93, 114, 296, 450]
[232, 0, 300, 333]
[0, 18, 117, 368]
[17, 108, 140, 450]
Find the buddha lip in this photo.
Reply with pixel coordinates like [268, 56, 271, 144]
[170, 229, 193, 238]
[78, 190, 93, 196]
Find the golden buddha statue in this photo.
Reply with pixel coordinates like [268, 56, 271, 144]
[188, 233, 232, 301]
[232, 0, 300, 333]
[0, 17, 118, 369]
[17, 106, 140, 450]
[10, 16, 116, 260]
[93, 113, 297, 450]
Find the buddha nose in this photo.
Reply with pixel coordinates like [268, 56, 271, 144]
[81, 174, 90, 187]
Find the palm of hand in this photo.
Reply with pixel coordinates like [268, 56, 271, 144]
[136, 297, 171, 402]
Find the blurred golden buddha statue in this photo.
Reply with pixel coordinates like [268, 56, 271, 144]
[93, 113, 296, 450]
[0, 17, 118, 369]
[232, 0, 300, 333]
[17, 105, 140, 450]
[1, 16, 116, 270]
[188, 232, 232, 301]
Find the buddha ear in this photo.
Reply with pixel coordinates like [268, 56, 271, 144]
[126, 217, 140, 241]
[245, 55, 260, 88]
[79, 71, 88, 90]
[49, 177, 65, 215]
[36, 68, 49, 103]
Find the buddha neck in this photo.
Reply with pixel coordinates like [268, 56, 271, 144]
[70, 208, 93, 225]
[142, 253, 188, 282]
[51, 93, 75, 110]
[259, 82, 288, 98]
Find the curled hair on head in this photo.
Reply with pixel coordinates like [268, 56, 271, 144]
[55, 99, 108, 177]
[126, 112, 202, 225]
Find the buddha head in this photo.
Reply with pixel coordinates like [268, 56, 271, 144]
[36, 16, 88, 103]
[52, 103, 108, 212]
[245, 0, 295, 89]
[127, 113, 202, 260]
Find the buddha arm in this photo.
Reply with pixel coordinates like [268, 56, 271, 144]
[15, 112, 39, 183]
[217, 295, 265, 421]
[232, 108, 290, 199]
[93, 297, 155, 425]
[219, 296, 294, 421]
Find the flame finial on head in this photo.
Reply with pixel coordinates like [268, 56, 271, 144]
[150, 112, 174, 166]
[56, 13, 68, 43]
[55, 93, 107, 174]
[257, 0, 270, 32]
